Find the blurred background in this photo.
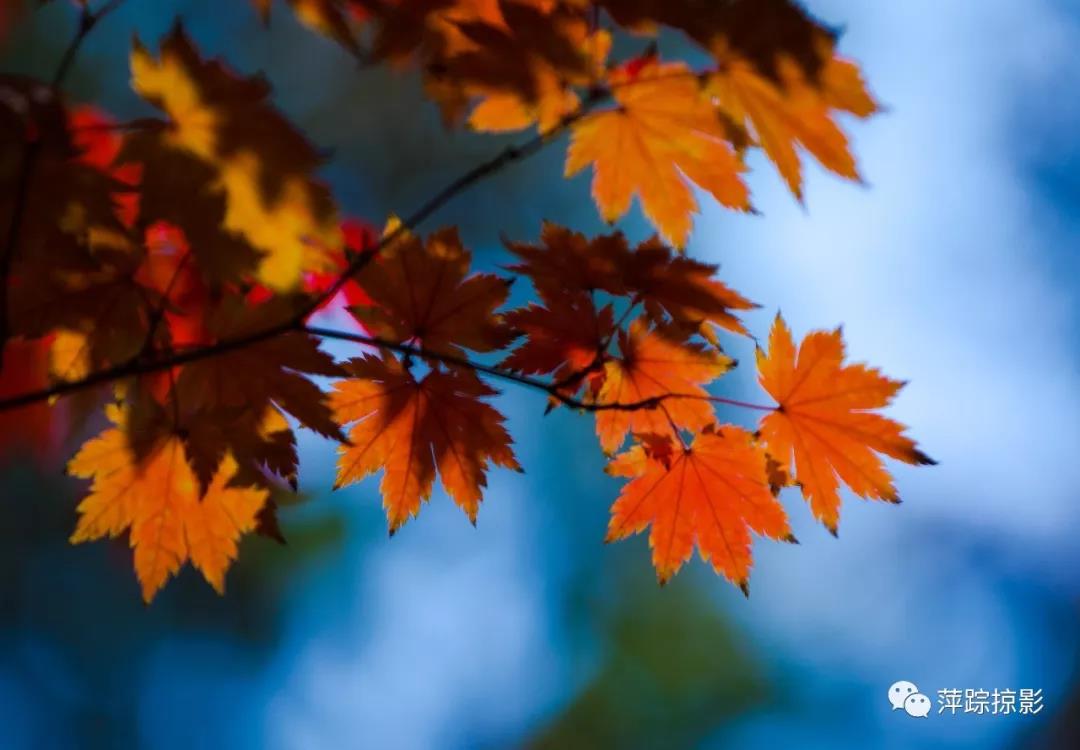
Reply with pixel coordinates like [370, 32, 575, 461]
[2, 0, 1079, 747]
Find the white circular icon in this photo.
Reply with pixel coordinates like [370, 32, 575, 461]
[904, 692, 932, 718]
[888, 680, 919, 710]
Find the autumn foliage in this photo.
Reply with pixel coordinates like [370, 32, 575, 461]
[0, 0, 932, 602]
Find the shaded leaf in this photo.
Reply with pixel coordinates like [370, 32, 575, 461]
[352, 223, 514, 358]
[130, 25, 342, 289]
[330, 354, 519, 531]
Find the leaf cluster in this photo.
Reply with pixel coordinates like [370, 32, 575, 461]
[0, 0, 931, 601]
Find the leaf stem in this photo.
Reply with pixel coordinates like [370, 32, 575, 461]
[708, 396, 775, 412]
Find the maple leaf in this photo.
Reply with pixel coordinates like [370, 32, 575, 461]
[591, 0, 876, 199]
[506, 225, 756, 341]
[620, 235, 758, 342]
[707, 52, 877, 200]
[130, 25, 342, 290]
[174, 297, 344, 488]
[425, 2, 599, 125]
[598, 0, 834, 83]
[68, 106, 141, 227]
[504, 223, 630, 299]
[48, 329, 92, 383]
[566, 59, 751, 247]
[330, 354, 520, 532]
[69, 406, 267, 602]
[500, 289, 614, 395]
[352, 224, 514, 358]
[595, 320, 731, 454]
[120, 131, 262, 286]
[2, 79, 139, 353]
[363, 0, 509, 62]
[606, 427, 792, 588]
[755, 314, 935, 534]
[467, 23, 610, 133]
[10, 263, 152, 374]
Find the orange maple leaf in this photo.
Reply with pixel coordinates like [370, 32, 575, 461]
[330, 355, 520, 532]
[755, 314, 935, 533]
[595, 320, 731, 454]
[606, 427, 793, 588]
[69, 407, 267, 602]
[352, 225, 514, 358]
[707, 51, 877, 200]
[566, 60, 751, 247]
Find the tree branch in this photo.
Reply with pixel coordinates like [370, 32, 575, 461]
[0, 86, 609, 412]
[0, 42, 727, 415]
[305, 325, 775, 415]
[0, 0, 128, 372]
[296, 87, 610, 320]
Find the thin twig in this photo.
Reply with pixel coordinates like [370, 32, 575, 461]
[0, 44, 723, 412]
[298, 87, 609, 320]
[306, 325, 774, 415]
[0, 89, 609, 412]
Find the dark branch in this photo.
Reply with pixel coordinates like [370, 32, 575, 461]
[0, 89, 609, 412]
[0, 39, 735, 417]
[0, 0, 129, 372]
[296, 87, 610, 320]
[305, 325, 774, 414]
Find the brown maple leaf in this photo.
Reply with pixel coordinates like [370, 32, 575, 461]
[352, 224, 514, 358]
[130, 25, 342, 289]
[506, 225, 757, 342]
[500, 289, 614, 392]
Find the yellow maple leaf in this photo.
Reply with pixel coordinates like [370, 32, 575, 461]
[48, 329, 91, 382]
[69, 407, 267, 602]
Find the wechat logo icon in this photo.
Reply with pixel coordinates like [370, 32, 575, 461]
[889, 680, 931, 718]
